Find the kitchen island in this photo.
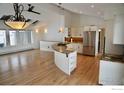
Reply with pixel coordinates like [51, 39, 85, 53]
[99, 54, 124, 85]
[52, 43, 77, 75]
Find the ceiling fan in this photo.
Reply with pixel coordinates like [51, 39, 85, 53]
[27, 4, 40, 15]
[0, 3, 40, 30]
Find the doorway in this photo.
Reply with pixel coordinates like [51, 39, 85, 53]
[98, 28, 105, 54]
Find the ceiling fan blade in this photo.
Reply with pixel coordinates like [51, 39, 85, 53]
[25, 20, 39, 29]
[30, 6, 34, 10]
[29, 10, 40, 15]
[0, 15, 11, 20]
[32, 20, 39, 25]
[27, 4, 40, 15]
[25, 19, 31, 22]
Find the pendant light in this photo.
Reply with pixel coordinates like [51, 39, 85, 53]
[0, 3, 40, 30]
[3, 3, 30, 30]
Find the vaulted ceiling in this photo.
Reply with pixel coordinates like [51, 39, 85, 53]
[56, 3, 124, 19]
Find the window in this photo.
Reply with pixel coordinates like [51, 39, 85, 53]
[18, 31, 33, 45]
[18, 31, 26, 45]
[9, 31, 16, 46]
[0, 30, 33, 48]
[0, 30, 6, 47]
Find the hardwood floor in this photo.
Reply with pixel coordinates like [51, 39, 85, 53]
[0, 50, 100, 85]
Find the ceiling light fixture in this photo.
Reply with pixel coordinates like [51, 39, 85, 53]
[90, 4, 94, 8]
[0, 3, 40, 30]
[35, 29, 39, 33]
[79, 11, 83, 14]
[44, 28, 48, 33]
[98, 29, 102, 32]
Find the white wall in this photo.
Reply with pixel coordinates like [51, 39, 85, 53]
[70, 13, 104, 28]
[64, 10, 72, 27]
[40, 14, 65, 42]
[70, 13, 81, 27]
[104, 20, 124, 55]
[80, 15, 104, 27]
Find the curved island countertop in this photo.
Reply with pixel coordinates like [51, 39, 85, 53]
[52, 42, 75, 55]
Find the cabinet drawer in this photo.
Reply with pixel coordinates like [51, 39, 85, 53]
[69, 61, 74, 65]
[69, 66, 74, 72]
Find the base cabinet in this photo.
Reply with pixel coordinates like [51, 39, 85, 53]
[40, 41, 59, 51]
[69, 43, 83, 54]
[54, 51, 77, 75]
[99, 60, 124, 85]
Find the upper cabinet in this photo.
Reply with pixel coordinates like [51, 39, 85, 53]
[83, 26, 90, 31]
[70, 27, 83, 37]
[69, 26, 98, 37]
[84, 25, 98, 31]
[113, 14, 124, 45]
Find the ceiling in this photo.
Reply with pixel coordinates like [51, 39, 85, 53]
[56, 3, 124, 19]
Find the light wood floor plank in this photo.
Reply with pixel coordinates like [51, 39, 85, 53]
[0, 50, 100, 85]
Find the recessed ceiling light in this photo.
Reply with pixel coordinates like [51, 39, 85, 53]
[98, 29, 102, 32]
[79, 11, 83, 14]
[91, 4, 94, 8]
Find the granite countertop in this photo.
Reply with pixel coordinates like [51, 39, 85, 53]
[101, 54, 124, 63]
[52, 42, 75, 54]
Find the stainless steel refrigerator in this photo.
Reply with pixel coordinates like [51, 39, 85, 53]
[83, 31, 97, 56]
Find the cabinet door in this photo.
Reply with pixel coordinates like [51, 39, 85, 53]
[40, 41, 58, 51]
[84, 26, 97, 31]
[77, 44, 83, 54]
[78, 27, 83, 36]
[90, 26, 97, 31]
[113, 15, 124, 44]
[71, 43, 83, 54]
[71, 28, 77, 36]
[71, 43, 77, 51]
[68, 51, 77, 72]
[64, 28, 69, 37]
[55, 51, 70, 75]
[99, 60, 124, 85]
[40, 41, 49, 50]
[84, 26, 90, 31]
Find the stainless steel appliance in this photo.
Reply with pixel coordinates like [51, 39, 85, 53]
[83, 31, 96, 56]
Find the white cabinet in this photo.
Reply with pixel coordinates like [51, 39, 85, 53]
[113, 14, 124, 44]
[71, 27, 83, 37]
[54, 51, 77, 75]
[63, 27, 69, 37]
[71, 43, 83, 54]
[84, 26, 97, 31]
[76, 43, 83, 54]
[99, 60, 124, 85]
[84, 26, 90, 31]
[40, 41, 59, 51]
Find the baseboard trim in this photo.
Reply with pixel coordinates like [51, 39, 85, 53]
[0, 48, 34, 56]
